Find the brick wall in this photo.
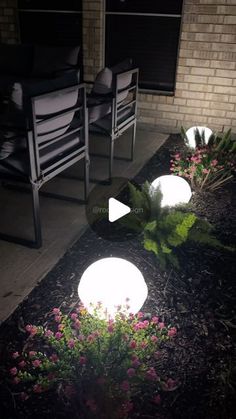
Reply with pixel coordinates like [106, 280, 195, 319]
[138, 0, 236, 133]
[82, 0, 236, 133]
[0, 0, 18, 44]
[1, 0, 236, 133]
[83, 0, 104, 81]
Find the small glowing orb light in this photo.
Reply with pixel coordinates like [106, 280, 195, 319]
[78, 258, 148, 319]
[185, 126, 213, 149]
[151, 175, 192, 207]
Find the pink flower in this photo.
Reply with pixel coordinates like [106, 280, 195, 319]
[20, 392, 29, 401]
[70, 312, 78, 321]
[168, 327, 177, 337]
[74, 320, 81, 330]
[58, 324, 64, 331]
[120, 380, 130, 391]
[33, 384, 43, 393]
[203, 168, 210, 174]
[151, 335, 158, 343]
[78, 334, 85, 341]
[140, 341, 148, 349]
[153, 394, 161, 405]
[68, 339, 75, 349]
[146, 367, 158, 381]
[55, 331, 63, 340]
[32, 359, 41, 368]
[25, 325, 38, 336]
[137, 311, 144, 319]
[133, 321, 146, 331]
[10, 367, 17, 376]
[127, 368, 135, 378]
[107, 324, 114, 333]
[12, 352, 20, 359]
[158, 322, 165, 330]
[190, 165, 197, 172]
[174, 153, 181, 161]
[79, 356, 87, 365]
[54, 315, 62, 323]
[29, 351, 37, 358]
[87, 334, 95, 343]
[152, 316, 159, 324]
[166, 378, 177, 389]
[52, 308, 61, 315]
[131, 357, 140, 368]
[211, 159, 218, 167]
[50, 354, 59, 363]
[18, 360, 26, 369]
[25, 324, 32, 332]
[45, 329, 53, 338]
[129, 340, 137, 349]
[13, 376, 21, 385]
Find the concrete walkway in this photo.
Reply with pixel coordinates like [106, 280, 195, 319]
[0, 125, 168, 323]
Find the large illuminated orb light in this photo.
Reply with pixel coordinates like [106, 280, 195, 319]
[78, 258, 148, 319]
[185, 126, 213, 149]
[151, 175, 192, 207]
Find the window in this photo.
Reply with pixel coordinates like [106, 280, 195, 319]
[18, 1, 82, 48]
[105, 0, 183, 93]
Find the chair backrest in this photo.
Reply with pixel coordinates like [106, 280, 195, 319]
[34, 88, 78, 143]
[28, 83, 87, 182]
[113, 67, 139, 128]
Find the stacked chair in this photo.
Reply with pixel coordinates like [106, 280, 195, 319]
[87, 59, 139, 181]
[0, 78, 89, 248]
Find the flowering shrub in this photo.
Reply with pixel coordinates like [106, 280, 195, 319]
[171, 129, 236, 191]
[8, 304, 178, 418]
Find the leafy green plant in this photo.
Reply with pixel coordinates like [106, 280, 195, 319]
[8, 304, 178, 419]
[121, 182, 233, 269]
[174, 128, 236, 191]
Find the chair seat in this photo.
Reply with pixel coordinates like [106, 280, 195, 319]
[90, 107, 134, 135]
[0, 132, 80, 179]
[87, 96, 111, 124]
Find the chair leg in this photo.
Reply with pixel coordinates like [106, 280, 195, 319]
[131, 121, 137, 161]
[109, 138, 115, 182]
[84, 156, 90, 201]
[31, 184, 42, 248]
[0, 183, 42, 248]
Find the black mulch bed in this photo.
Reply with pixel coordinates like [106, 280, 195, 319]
[1, 134, 236, 419]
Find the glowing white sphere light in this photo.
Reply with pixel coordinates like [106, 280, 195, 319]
[185, 126, 213, 149]
[151, 175, 192, 207]
[78, 258, 148, 319]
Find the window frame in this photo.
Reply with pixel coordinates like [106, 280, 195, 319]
[103, 0, 184, 95]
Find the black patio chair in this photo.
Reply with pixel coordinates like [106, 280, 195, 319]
[0, 82, 89, 248]
[87, 66, 139, 181]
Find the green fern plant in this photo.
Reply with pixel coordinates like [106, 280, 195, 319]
[121, 182, 233, 269]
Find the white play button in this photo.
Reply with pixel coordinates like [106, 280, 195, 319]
[108, 198, 131, 223]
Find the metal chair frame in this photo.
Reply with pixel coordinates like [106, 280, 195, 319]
[0, 83, 89, 248]
[88, 67, 139, 181]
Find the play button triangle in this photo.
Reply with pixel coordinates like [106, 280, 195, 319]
[108, 198, 131, 223]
